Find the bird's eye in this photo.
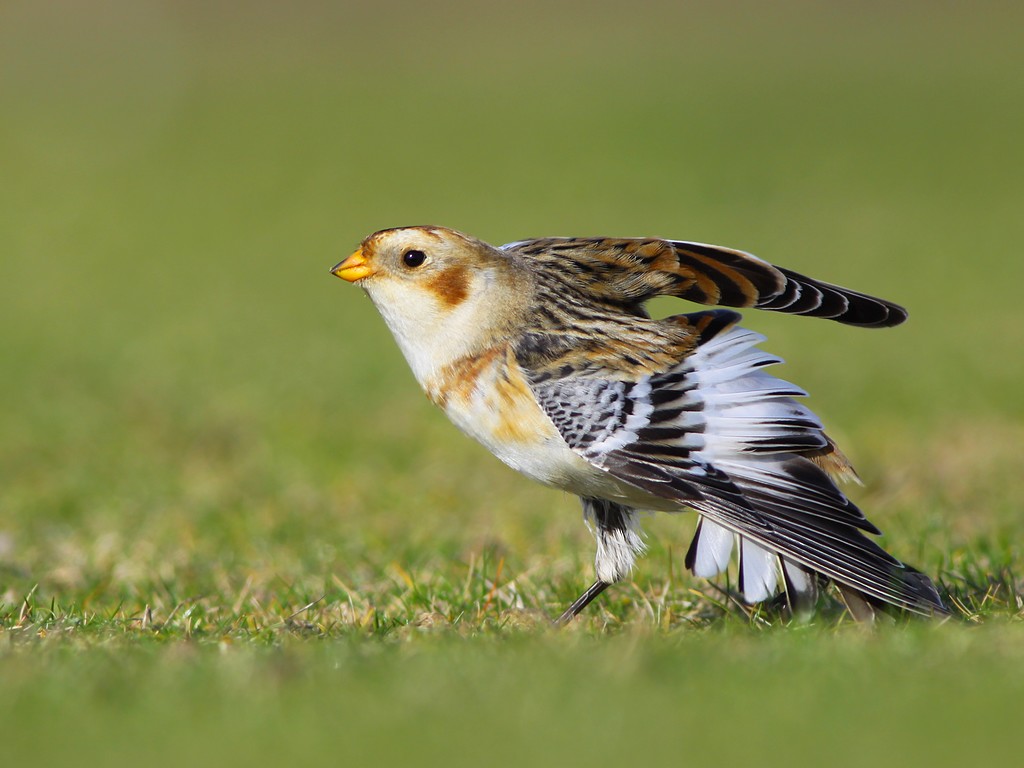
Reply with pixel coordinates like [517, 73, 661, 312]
[402, 249, 426, 268]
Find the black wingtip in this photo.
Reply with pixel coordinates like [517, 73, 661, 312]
[768, 268, 909, 328]
[838, 293, 909, 329]
[858, 565, 949, 617]
[902, 568, 950, 616]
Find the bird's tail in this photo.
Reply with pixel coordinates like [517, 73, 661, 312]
[679, 312, 945, 617]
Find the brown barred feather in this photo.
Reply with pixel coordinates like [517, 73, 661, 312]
[503, 237, 907, 327]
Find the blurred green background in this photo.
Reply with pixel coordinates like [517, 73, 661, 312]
[1, 1, 1021, 766]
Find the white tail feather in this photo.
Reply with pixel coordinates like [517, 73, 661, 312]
[781, 558, 811, 592]
[740, 537, 778, 603]
[691, 518, 734, 578]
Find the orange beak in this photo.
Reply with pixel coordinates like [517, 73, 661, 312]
[330, 248, 375, 282]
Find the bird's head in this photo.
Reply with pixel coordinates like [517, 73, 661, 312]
[331, 225, 529, 383]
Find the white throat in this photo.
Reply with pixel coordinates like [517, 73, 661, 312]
[363, 274, 502, 388]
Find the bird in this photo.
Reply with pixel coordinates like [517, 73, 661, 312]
[331, 225, 946, 623]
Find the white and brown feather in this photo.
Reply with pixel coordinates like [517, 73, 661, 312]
[343, 225, 943, 617]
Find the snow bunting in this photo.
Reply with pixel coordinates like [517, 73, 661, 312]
[331, 225, 946, 622]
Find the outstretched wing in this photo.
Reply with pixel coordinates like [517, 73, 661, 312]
[523, 311, 943, 615]
[502, 237, 907, 328]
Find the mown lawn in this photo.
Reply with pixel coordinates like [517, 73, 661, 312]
[1, 2, 1021, 765]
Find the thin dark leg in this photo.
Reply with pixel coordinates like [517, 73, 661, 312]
[554, 580, 611, 626]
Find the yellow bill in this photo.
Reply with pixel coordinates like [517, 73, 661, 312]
[331, 249, 375, 282]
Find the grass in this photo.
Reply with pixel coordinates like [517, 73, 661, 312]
[4, 627, 1023, 767]
[1, 1, 1022, 765]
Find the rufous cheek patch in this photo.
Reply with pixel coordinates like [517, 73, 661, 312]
[426, 264, 470, 309]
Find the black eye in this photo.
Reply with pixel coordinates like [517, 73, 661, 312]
[402, 249, 426, 268]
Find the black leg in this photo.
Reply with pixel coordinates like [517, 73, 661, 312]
[554, 580, 612, 626]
